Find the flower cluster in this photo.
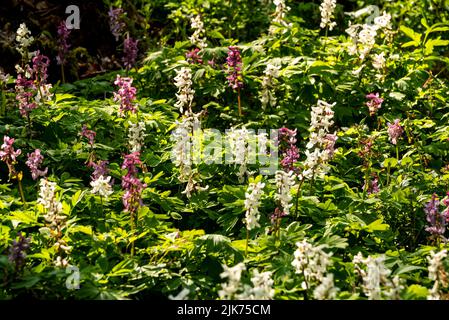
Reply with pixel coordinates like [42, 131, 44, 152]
[353, 252, 403, 299]
[238, 270, 275, 300]
[26, 149, 48, 180]
[291, 239, 336, 299]
[123, 36, 139, 70]
[278, 127, 300, 172]
[37, 179, 71, 267]
[226, 127, 254, 182]
[275, 170, 295, 215]
[244, 181, 265, 230]
[108, 8, 126, 41]
[363, 173, 380, 195]
[189, 15, 207, 49]
[427, 250, 449, 300]
[16, 23, 34, 61]
[219, 263, 247, 299]
[80, 124, 96, 147]
[114, 75, 137, 115]
[121, 152, 146, 213]
[8, 233, 31, 272]
[302, 100, 336, 180]
[91, 175, 113, 199]
[260, 63, 280, 108]
[89, 160, 109, 181]
[346, 12, 392, 61]
[270, 0, 291, 32]
[319, 0, 337, 31]
[56, 21, 71, 66]
[0, 135, 21, 178]
[424, 193, 447, 239]
[226, 46, 243, 90]
[186, 48, 203, 64]
[366, 93, 384, 116]
[15, 74, 37, 118]
[128, 121, 146, 152]
[387, 119, 403, 145]
[218, 263, 274, 300]
[174, 67, 195, 114]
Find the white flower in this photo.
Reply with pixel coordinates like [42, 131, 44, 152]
[174, 67, 195, 114]
[226, 127, 255, 182]
[320, 0, 337, 31]
[128, 121, 146, 152]
[244, 181, 265, 230]
[54, 256, 69, 268]
[37, 179, 62, 214]
[313, 273, 338, 300]
[353, 253, 402, 300]
[272, 0, 291, 25]
[374, 12, 392, 30]
[260, 63, 281, 108]
[427, 250, 448, 300]
[16, 23, 34, 61]
[189, 15, 207, 49]
[219, 263, 246, 300]
[90, 175, 113, 199]
[292, 239, 333, 290]
[169, 288, 190, 300]
[275, 170, 295, 215]
[237, 270, 275, 300]
[35, 84, 54, 104]
[301, 100, 335, 180]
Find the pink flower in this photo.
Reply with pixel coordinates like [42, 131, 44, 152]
[108, 8, 126, 41]
[226, 46, 243, 90]
[121, 152, 146, 213]
[80, 125, 96, 146]
[15, 74, 37, 118]
[56, 21, 71, 66]
[366, 93, 384, 116]
[26, 149, 48, 180]
[32, 51, 50, 85]
[0, 136, 21, 178]
[387, 119, 403, 145]
[123, 36, 138, 71]
[278, 127, 300, 172]
[114, 75, 137, 115]
[0, 136, 21, 163]
[89, 160, 109, 180]
[186, 48, 203, 64]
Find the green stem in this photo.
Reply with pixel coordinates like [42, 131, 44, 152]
[237, 87, 242, 117]
[61, 64, 66, 84]
[294, 177, 305, 218]
[396, 144, 399, 162]
[245, 228, 249, 257]
[17, 175, 26, 208]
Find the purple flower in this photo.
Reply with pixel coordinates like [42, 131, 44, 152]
[366, 93, 384, 116]
[186, 48, 203, 64]
[26, 149, 48, 180]
[424, 194, 446, 238]
[56, 21, 71, 66]
[8, 233, 31, 272]
[363, 173, 379, 195]
[15, 74, 37, 118]
[270, 207, 287, 225]
[278, 127, 300, 172]
[108, 8, 126, 41]
[32, 51, 50, 85]
[89, 160, 110, 180]
[123, 36, 138, 71]
[121, 152, 146, 213]
[0, 136, 21, 164]
[324, 133, 338, 157]
[387, 119, 403, 145]
[226, 46, 243, 90]
[80, 124, 96, 146]
[114, 75, 137, 115]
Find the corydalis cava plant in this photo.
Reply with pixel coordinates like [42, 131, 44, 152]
[301, 100, 337, 180]
[114, 75, 137, 115]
